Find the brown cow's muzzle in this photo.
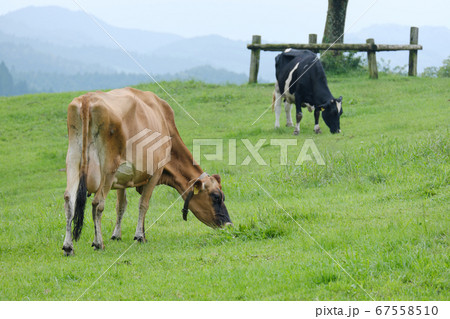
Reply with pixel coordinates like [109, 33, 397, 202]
[215, 203, 232, 227]
[181, 191, 232, 228]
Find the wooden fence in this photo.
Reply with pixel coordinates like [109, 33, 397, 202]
[247, 26, 422, 83]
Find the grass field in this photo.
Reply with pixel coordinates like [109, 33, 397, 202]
[0, 75, 448, 300]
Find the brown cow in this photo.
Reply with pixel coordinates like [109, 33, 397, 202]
[62, 87, 232, 255]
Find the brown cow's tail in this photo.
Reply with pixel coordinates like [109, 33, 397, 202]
[73, 96, 90, 241]
[73, 174, 86, 241]
[272, 90, 276, 112]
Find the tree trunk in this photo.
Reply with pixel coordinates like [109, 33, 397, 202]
[322, 0, 349, 44]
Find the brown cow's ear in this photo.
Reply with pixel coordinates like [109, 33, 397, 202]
[193, 180, 203, 195]
[212, 174, 221, 186]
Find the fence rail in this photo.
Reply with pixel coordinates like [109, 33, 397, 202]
[247, 43, 423, 52]
[247, 26, 422, 82]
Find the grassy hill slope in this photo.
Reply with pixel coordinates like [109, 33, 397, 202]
[0, 75, 448, 300]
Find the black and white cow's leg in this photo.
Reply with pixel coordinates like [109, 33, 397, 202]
[91, 174, 114, 250]
[111, 188, 127, 240]
[306, 103, 315, 113]
[285, 101, 293, 127]
[314, 108, 322, 134]
[273, 82, 283, 128]
[294, 111, 303, 135]
[134, 169, 163, 243]
[293, 93, 303, 135]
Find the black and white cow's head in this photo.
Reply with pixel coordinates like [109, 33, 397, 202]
[320, 96, 343, 134]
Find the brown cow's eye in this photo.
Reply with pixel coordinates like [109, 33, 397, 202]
[212, 193, 221, 203]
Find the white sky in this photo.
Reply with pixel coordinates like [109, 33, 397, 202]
[1, 0, 449, 41]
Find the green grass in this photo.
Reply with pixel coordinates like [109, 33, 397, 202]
[0, 75, 449, 300]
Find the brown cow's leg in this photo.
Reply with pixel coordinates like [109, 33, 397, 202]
[91, 198, 105, 250]
[91, 174, 114, 250]
[111, 189, 127, 240]
[62, 155, 81, 256]
[134, 169, 163, 243]
[62, 183, 78, 256]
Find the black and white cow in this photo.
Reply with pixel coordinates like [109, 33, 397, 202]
[273, 49, 343, 135]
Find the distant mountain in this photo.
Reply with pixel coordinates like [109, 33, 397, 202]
[0, 6, 254, 75]
[156, 65, 247, 84]
[0, 61, 32, 96]
[10, 70, 148, 93]
[10, 65, 246, 93]
[0, 31, 114, 74]
[152, 35, 248, 73]
[0, 6, 259, 91]
[0, 6, 183, 53]
[0, 6, 448, 94]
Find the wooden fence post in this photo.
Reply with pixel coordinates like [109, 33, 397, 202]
[408, 27, 419, 76]
[366, 38, 378, 79]
[309, 34, 318, 53]
[248, 35, 261, 84]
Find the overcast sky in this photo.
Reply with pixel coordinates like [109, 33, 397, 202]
[1, 0, 449, 42]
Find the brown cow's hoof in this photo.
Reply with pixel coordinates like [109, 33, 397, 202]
[91, 242, 105, 250]
[134, 235, 147, 243]
[62, 245, 74, 256]
[110, 235, 122, 241]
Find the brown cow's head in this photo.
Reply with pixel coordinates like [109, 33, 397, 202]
[183, 174, 232, 228]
